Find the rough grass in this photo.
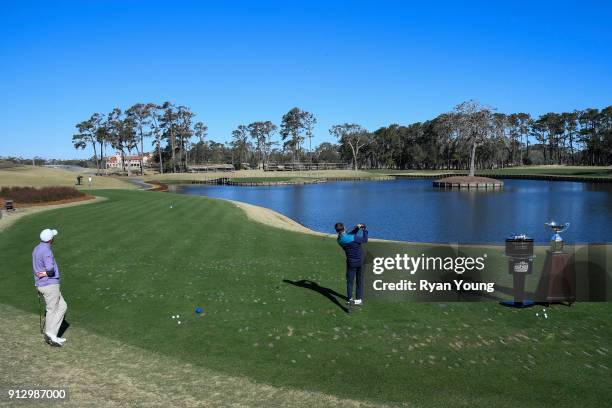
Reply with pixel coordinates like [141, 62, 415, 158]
[0, 190, 610, 407]
[0, 304, 384, 408]
[0, 166, 136, 189]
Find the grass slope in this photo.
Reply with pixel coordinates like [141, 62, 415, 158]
[0, 190, 610, 407]
[0, 166, 136, 189]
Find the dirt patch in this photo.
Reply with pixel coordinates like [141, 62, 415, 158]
[0, 196, 104, 233]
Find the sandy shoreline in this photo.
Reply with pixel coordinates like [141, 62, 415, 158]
[225, 198, 332, 237]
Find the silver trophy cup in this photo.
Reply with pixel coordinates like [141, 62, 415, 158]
[544, 221, 570, 253]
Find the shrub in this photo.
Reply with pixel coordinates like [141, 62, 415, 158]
[0, 186, 85, 203]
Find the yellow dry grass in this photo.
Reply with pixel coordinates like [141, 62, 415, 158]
[142, 169, 377, 182]
[0, 166, 135, 189]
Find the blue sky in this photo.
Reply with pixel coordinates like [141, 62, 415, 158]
[1, 1, 611, 159]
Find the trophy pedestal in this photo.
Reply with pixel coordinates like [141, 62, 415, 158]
[538, 251, 575, 305]
[500, 271, 535, 308]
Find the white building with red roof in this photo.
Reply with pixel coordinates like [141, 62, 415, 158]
[106, 152, 152, 170]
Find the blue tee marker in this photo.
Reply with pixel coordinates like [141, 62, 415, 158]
[195, 307, 203, 314]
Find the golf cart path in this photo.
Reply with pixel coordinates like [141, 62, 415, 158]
[0, 196, 106, 233]
[0, 304, 390, 408]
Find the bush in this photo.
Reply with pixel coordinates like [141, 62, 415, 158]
[0, 186, 85, 204]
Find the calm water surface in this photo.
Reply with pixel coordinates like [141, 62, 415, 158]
[174, 179, 612, 244]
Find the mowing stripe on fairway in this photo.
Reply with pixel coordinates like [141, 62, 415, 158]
[1, 190, 611, 407]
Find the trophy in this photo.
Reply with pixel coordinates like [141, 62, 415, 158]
[545, 221, 570, 253]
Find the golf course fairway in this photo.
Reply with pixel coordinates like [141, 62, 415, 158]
[1, 190, 610, 407]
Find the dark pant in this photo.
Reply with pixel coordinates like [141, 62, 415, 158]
[346, 265, 364, 300]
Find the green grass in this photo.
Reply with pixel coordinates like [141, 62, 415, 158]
[368, 166, 612, 179]
[1, 190, 610, 407]
[477, 166, 612, 178]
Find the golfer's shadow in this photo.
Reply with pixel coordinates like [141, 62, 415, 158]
[282, 279, 349, 313]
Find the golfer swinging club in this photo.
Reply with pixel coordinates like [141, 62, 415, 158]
[32, 228, 67, 347]
[335, 222, 368, 306]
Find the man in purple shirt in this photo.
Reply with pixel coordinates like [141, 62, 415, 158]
[33, 228, 67, 347]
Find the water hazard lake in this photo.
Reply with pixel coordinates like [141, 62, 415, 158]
[173, 178, 612, 244]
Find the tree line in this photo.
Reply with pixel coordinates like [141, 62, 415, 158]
[358, 101, 612, 172]
[73, 101, 612, 174]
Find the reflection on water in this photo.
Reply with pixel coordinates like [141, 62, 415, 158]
[174, 179, 612, 244]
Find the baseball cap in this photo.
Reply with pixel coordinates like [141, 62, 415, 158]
[40, 229, 58, 242]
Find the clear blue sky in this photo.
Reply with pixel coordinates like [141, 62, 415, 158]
[1, 0, 611, 159]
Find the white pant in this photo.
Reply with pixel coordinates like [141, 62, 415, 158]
[37, 284, 67, 337]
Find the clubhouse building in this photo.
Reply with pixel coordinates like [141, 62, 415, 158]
[106, 152, 152, 170]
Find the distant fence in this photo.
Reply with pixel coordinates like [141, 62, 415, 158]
[187, 164, 235, 173]
[264, 162, 351, 171]
[184, 175, 394, 186]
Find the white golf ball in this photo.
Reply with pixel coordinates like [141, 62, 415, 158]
[172, 315, 175, 319]
[536, 313, 539, 317]
[178, 321, 181, 324]
[544, 314, 548, 319]
[543, 308, 546, 312]
[177, 314, 180, 318]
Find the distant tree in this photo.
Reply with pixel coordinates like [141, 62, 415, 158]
[561, 111, 579, 164]
[72, 113, 103, 174]
[148, 103, 164, 173]
[578, 108, 601, 165]
[231, 125, 250, 167]
[329, 123, 371, 170]
[433, 115, 459, 170]
[452, 100, 495, 177]
[160, 102, 178, 172]
[302, 111, 317, 160]
[176, 106, 194, 170]
[492, 113, 510, 167]
[126, 103, 152, 175]
[193, 121, 208, 163]
[508, 113, 531, 165]
[314, 142, 340, 162]
[248, 121, 277, 168]
[280, 107, 306, 163]
[95, 114, 113, 174]
[107, 108, 137, 174]
[530, 117, 549, 163]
